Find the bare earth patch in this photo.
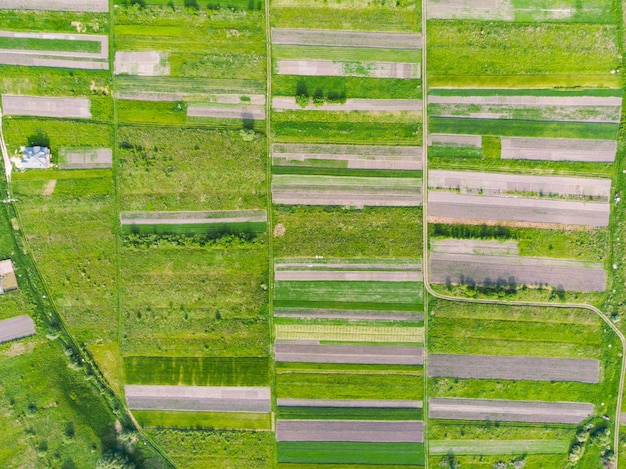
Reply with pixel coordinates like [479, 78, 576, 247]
[501, 137, 617, 162]
[274, 342, 424, 365]
[0, 315, 36, 344]
[272, 29, 423, 49]
[1, 95, 91, 119]
[42, 180, 56, 196]
[276, 420, 424, 443]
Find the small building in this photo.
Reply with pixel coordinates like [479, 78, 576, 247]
[13, 146, 51, 169]
[0, 259, 18, 294]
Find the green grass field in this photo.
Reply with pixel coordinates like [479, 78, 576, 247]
[117, 126, 266, 211]
[277, 406, 422, 420]
[278, 442, 424, 465]
[428, 22, 618, 78]
[124, 356, 270, 386]
[134, 410, 271, 430]
[148, 429, 275, 468]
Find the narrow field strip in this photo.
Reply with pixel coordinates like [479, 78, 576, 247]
[277, 399, 422, 408]
[271, 29, 423, 49]
[272, 97, 422, 112]
[500, 137, 617, 162]
[276, 420, 424, 443]
[58, 148, 112, 169]
[274, 325, 424, 343]
[116, 76, 264, 98]
[272, 174, 422, 207]
[426, 0, 515, 20]
[430, 239, 519, 256]
[114, 51, 170, 76]
[428, 95, 622, 107]
[274, 308, 423, 321]
[187, 104, 265, 121]
[428, 134, 482, 147]
[428, 398, 593, 424]
[0, 30, 108, 58]
[428, 170, 612, 199]
[0, 315, 35, 344]
[0, 52, 108, 70]
[275, 342, 424, 365]
[429, 439, 569, 455]
[429, 251, 606, 292]
[0, 0, 108, 11]
[428, 191, 610, 228]
[1, 95, 91, 119]
[275, 59, 420, 79]
[133, 410, 271, 431]
[277, 441, 425, 465]
[428, 354, 599, 383]
[272, 143, 422, 170]
[118, 92, 265, 105]
[120, 210, 267, 226]
[125, 385, 271, 413]
[274, 258, 422, 281]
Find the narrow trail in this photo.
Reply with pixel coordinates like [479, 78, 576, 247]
[0, 110, 12, 186]
[419, 1, 625, 464]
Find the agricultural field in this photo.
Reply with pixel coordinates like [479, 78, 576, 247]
[273, 259, 425, 466]
[427, 299, 622, 467]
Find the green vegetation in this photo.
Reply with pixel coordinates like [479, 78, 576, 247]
[12, 171, 116, 344]
[273, 76, 421, 101]
[429, 439, 569, 455]
[148, 429, 274, 468]
[277, 406, 422, 421]
[120, 242, 269, 356]
[134, 410, 272, 430]
[0, 67, 112, 97]
[278, 442, 424, 465]
[428, 22, 619, 77]
[429, 117, 618, 140]
[274, 280, 423, 310]
[0, 10, 109, 34]
[117, 126, 266, 211]
[124, 356, 270, 386]
[276, 370, 423, 400]
[273, 45, 419, 63]
[271, 0, 421, 32]
[0, 36, 102, 53]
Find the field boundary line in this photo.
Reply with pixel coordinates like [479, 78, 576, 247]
[264, 0, 278, 459]
[421, 1, 429, 468]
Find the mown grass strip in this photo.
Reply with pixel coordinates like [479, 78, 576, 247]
[133, 410, 272, 430]
[277, 406, 423, 421]
[429, 117, 618, 140]
[121, 221, 266, 235]
[273, 45, 419, 62]
[274, 324, 424, 343]
[428, 75, 623, 89]
[277, 441, 424, 465]
[429, 88, 624, 97]
[123, 356, 270, 386]
[429, 439, 569, 455]
[0, 36, 102, 53]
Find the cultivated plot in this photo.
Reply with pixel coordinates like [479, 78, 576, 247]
[0, 31, 108, 70]
[272, 174, 422, 207]
[500, 137, 617, 162]
[273, 97, 421, 112]
[275, 59, 420, 79]
[272, 143, 422, 170]
[114, 51, 170, 77]
[429, 251, 606, 292]
[426, 0, 612, 22]
[272, 29, 423, 49]
[275, 258, 422, 282]
[57, 148, 112, 169]
[276, 419, 424, 443]
[428, 133, 482, 147]
[429, 439, 569, 456]
[275, 343, 424, 365]
[275, 324, 424, 343]
[125, 385, 271, 413]
[120, 209, 267, 235]
[428, 354, 599, 383]
[428, 170, 612, 199]
[0, 315, 35, 344]
[1, 95, 91, 119]
[0, 0, 108, 11]
[428, 398, 594, 424]
[187, 103, 265, 121]
[430, 239, 519, 256]
[274, 307, 423, 321]
[277, 398, 423, 408]
[428, 191, 610, 228]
